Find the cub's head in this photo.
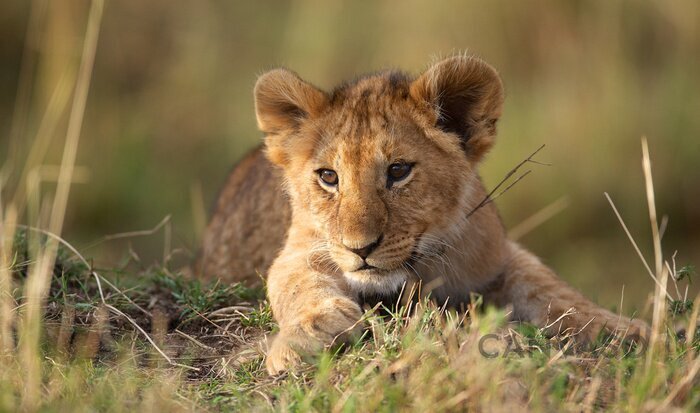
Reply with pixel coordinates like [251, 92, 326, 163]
[254, 56, 504, 294]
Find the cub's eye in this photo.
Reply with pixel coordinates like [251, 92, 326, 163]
[387, 162, 413, 183]
[318, 169, 338, 186]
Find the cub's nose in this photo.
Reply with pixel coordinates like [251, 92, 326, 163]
[346, 236, 381, 259]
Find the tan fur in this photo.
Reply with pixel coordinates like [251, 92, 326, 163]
[197, 56, 648, 374]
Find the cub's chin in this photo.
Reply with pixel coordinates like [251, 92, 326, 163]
[343, 267, 409, 296]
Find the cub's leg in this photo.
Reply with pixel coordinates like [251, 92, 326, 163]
[486, 241, 648, 340]
[265, 242, 363, 374]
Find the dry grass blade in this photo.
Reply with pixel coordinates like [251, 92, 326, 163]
[641, 137, 662, 278]
[685, 294, 700, 358]
[2, 0, 47, 183]
[105, 304, 199, 372]
[11, 73, 73, 213]
[641, 137, 669, 368]
[603, 193, 672, 301]
[175, 329, 216, 351]
[508, 196, 570, 240]
[82, 215, 171, 250]
[0, 205, 18, 354]
[465, 144, 548, 219]
[48, 0, 103, 240]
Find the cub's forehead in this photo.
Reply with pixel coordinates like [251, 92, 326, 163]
[317, 72, 418, 138]
[308, 71, 427, 164]
[311, 118, 425, 168]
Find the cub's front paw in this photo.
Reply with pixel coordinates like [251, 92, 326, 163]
[298, 297, 364, 343]
[572, 311, 649, 343]
[266, 298, 363, 375]
[266, 331, 308, 375]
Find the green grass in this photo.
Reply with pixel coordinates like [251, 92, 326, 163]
[1, 230, 698, 412]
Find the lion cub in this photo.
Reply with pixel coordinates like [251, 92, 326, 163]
[197, 55, 648, 374]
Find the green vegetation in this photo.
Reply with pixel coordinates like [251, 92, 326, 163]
[1, 1, 698, 313]
[0, 234, 698, 411]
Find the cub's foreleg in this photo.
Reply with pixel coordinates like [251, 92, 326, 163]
[485, 241, 648, 340]
[265, 240, 363, 374]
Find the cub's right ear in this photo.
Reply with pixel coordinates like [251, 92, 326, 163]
[254, 69, 328, 166]
[254, 69, 328, 135]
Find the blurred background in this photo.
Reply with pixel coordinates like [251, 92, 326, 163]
[1, 0, 698, 314]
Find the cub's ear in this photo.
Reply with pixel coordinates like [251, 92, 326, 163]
[410, 55, 504, 162]
[254, 68, 328, 135]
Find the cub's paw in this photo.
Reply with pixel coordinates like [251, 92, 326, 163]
[298, 297, 364, 343]
[571, 311, 649, 344]
[265, 298, 363, 375]
[265, 331, 309, 375]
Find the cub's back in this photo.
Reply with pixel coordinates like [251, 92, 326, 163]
[196, 146, 291, 286]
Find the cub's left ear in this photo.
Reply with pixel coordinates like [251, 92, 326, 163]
[410, 55, 504, 162]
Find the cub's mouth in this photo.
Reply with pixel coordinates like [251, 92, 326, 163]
[341, 245, 424, 295]
[350, 254, 419, 274]
[343, 266, 409, 295]
[347, 263, 390, 276]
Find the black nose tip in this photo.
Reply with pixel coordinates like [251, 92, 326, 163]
[349, 237, 381, 259]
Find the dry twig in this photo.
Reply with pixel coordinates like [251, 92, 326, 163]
[466, 144, 549, 219]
